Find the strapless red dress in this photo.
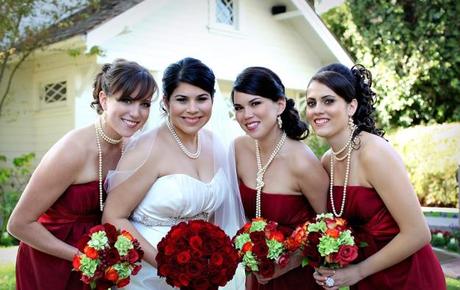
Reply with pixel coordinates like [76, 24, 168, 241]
[15, 181, 102, 290]
[239, 182, 322, 290]
[329, 185, 446, 290]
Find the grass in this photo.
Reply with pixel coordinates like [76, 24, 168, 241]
[0, 263, 15, 290]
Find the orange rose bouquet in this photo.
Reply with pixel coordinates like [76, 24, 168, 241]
[286, 213, 359, 269]
[72, 223, 143, 289]
[233, 218, 290, 278]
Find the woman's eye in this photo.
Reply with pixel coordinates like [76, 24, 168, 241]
[234, 106, 242, 111]
[120, 98, 133, 104]
[306, 101, 315, 108]
[142, 102, 151, 108]
[176, 98, 187, 103]
[250, 101, 260, 107]
[324, 99, 334, 105]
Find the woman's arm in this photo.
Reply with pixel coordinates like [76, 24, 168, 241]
[102, 145, 160, 267]
[296, 144, 329, 213]
[7, 132, 86, 261]
[316, 137, 430, 288]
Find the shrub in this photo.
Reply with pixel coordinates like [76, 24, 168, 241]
[389, 123, 459, 207]
[306, 133, 330, 159]
[0, 153, 35, 246]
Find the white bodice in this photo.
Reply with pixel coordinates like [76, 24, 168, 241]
[130, 169, 226, 227]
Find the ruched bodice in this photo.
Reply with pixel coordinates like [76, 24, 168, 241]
[328, 186, 445, 290]
[130, 170, 226, 228]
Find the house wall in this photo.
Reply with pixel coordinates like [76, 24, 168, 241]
[0, 51, 96, 160]
[92, 0, 324, 90]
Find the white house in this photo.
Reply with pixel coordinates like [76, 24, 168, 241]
[0, 0, 352, 160]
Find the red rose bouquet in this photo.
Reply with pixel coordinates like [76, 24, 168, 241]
[286, 213, 359, 269]
[155, 220, 239, 290]
[72, 223, 144, 289]
[233, 218, 290, 278]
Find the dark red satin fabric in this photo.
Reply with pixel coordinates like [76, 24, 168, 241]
[239, 182, 322, 290]
[329, 186, 446, 290]
[15, 181, 102, 290]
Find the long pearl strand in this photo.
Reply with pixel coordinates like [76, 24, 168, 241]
[166, 119, 201, 159]
[329, 129, 355, 217]
[95, 120, 124, 211]
[255, 132, 287, 218]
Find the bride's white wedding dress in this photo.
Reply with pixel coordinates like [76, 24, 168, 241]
[123, 170, 227, 289]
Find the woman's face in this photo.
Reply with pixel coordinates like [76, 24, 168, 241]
[100, 86, 151, 138]
[233, 91, 285, 140]
[165, 82, 213, 136]
[305, 81, 355, 139]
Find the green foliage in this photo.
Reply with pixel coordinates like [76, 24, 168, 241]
[389, 123, 459, 206]
[321, 1, 460, 128]
[0, 263, 15, 290]
[0, 153, 35, 246]
[306, 133, 329, 159]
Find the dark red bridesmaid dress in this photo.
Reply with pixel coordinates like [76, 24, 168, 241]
[329, 185, 446, 290]
[15, 181, 102, 290]
[239, 182, 322, 290]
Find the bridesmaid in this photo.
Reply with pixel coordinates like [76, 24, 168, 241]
[307, 63, 445, 289]
[232, 66, 329, 290]
[7, 59, 157, 290]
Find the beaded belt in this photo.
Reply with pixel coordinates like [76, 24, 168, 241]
[131, 212, 209, 227]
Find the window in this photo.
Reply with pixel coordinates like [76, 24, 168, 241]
[216, 0, 234, 26]
[40, 81, 67, 106]
[209, 0, 239, 34]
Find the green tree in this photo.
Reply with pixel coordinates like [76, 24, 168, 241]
[0, 0, 101, 116]
[321, 0, 460, 128]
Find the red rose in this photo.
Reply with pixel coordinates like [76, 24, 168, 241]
[186, 261, 203, 278]
[75, 234, 90, 252]
[242, 242, 253, 253]
[302, 244, 321, 268]
[164, 244, 175, 255]
[325, 228, 340, 238]
[265, 221, 278, 232]
[105, 248, 120, 265]
[132, 264, 142, 275]
[308, 232, 321, 246]
[83, 246, 99, 259]
[89, 225, 105, 234]
[335, 245, 358, 266]
[249, 231, 265, 243]
[127, 249, 140, 263]
[269, 230, 285, 242]
[252, 241, 269, 258]
[176, 250, 191, 264]
[210, 253, 224, 266]
[72, 255, 81, 269]
[158, 264, 173, 277]
[189, 235, 203, 250]
[103, 223, 118, 242]
[178, 273, 190, 287]
[258, 258, 275, 278]
[104, 267, 119, 282]
[191, 277, 211, 290]
[116, 277, 130, 288]
[277, 253, 290, 268]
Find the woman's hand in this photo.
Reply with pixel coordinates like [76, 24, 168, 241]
[314, 265, 363, 289]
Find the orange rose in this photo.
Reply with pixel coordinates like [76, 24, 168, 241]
[242, 242, 253, 252]
[72, 255, 81, 269]
[325, 228, 340, 238]
[83, 246, 98, 259]
[121, 230, 134, 241]
[105, 267, 119, 282]
[269, 231, 285, 242]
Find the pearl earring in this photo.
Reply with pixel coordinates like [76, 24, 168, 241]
[277, 116, 283, 129]
[348, 116, 356, 130]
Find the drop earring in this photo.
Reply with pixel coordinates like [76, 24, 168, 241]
[277, 115, 283, 129]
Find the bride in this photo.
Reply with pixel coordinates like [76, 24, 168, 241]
[102, 57, 246, 289]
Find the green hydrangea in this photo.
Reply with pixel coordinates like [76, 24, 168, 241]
[80, 255, 99, 277]
[243, 252, 259, 272]
[234, 233, 251, 250]
[338, 230, 355, 246]
[250, 220, 267, 232]
[266, 239, 284, 260]
[308, 220, 327, 233]
[316, 213, 334, 220]
[318, 235, 340, 256]
[88, 231, 109, 250]
[113, 262, 132, 279]
[115, 235, 134, 256]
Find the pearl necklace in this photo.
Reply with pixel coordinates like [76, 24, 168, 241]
[329, 129, 355, 217]
[95, 122, 124, 211]
[255, 132, 287, 218]
[166, 119, 201, 159]
[95, 118, 123, 144]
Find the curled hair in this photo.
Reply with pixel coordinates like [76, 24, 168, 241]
[309, 63, 384, 138]
[91, 59, 157, 114]
[161, 57, 215, 112]
[232, 67, 308, 140]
